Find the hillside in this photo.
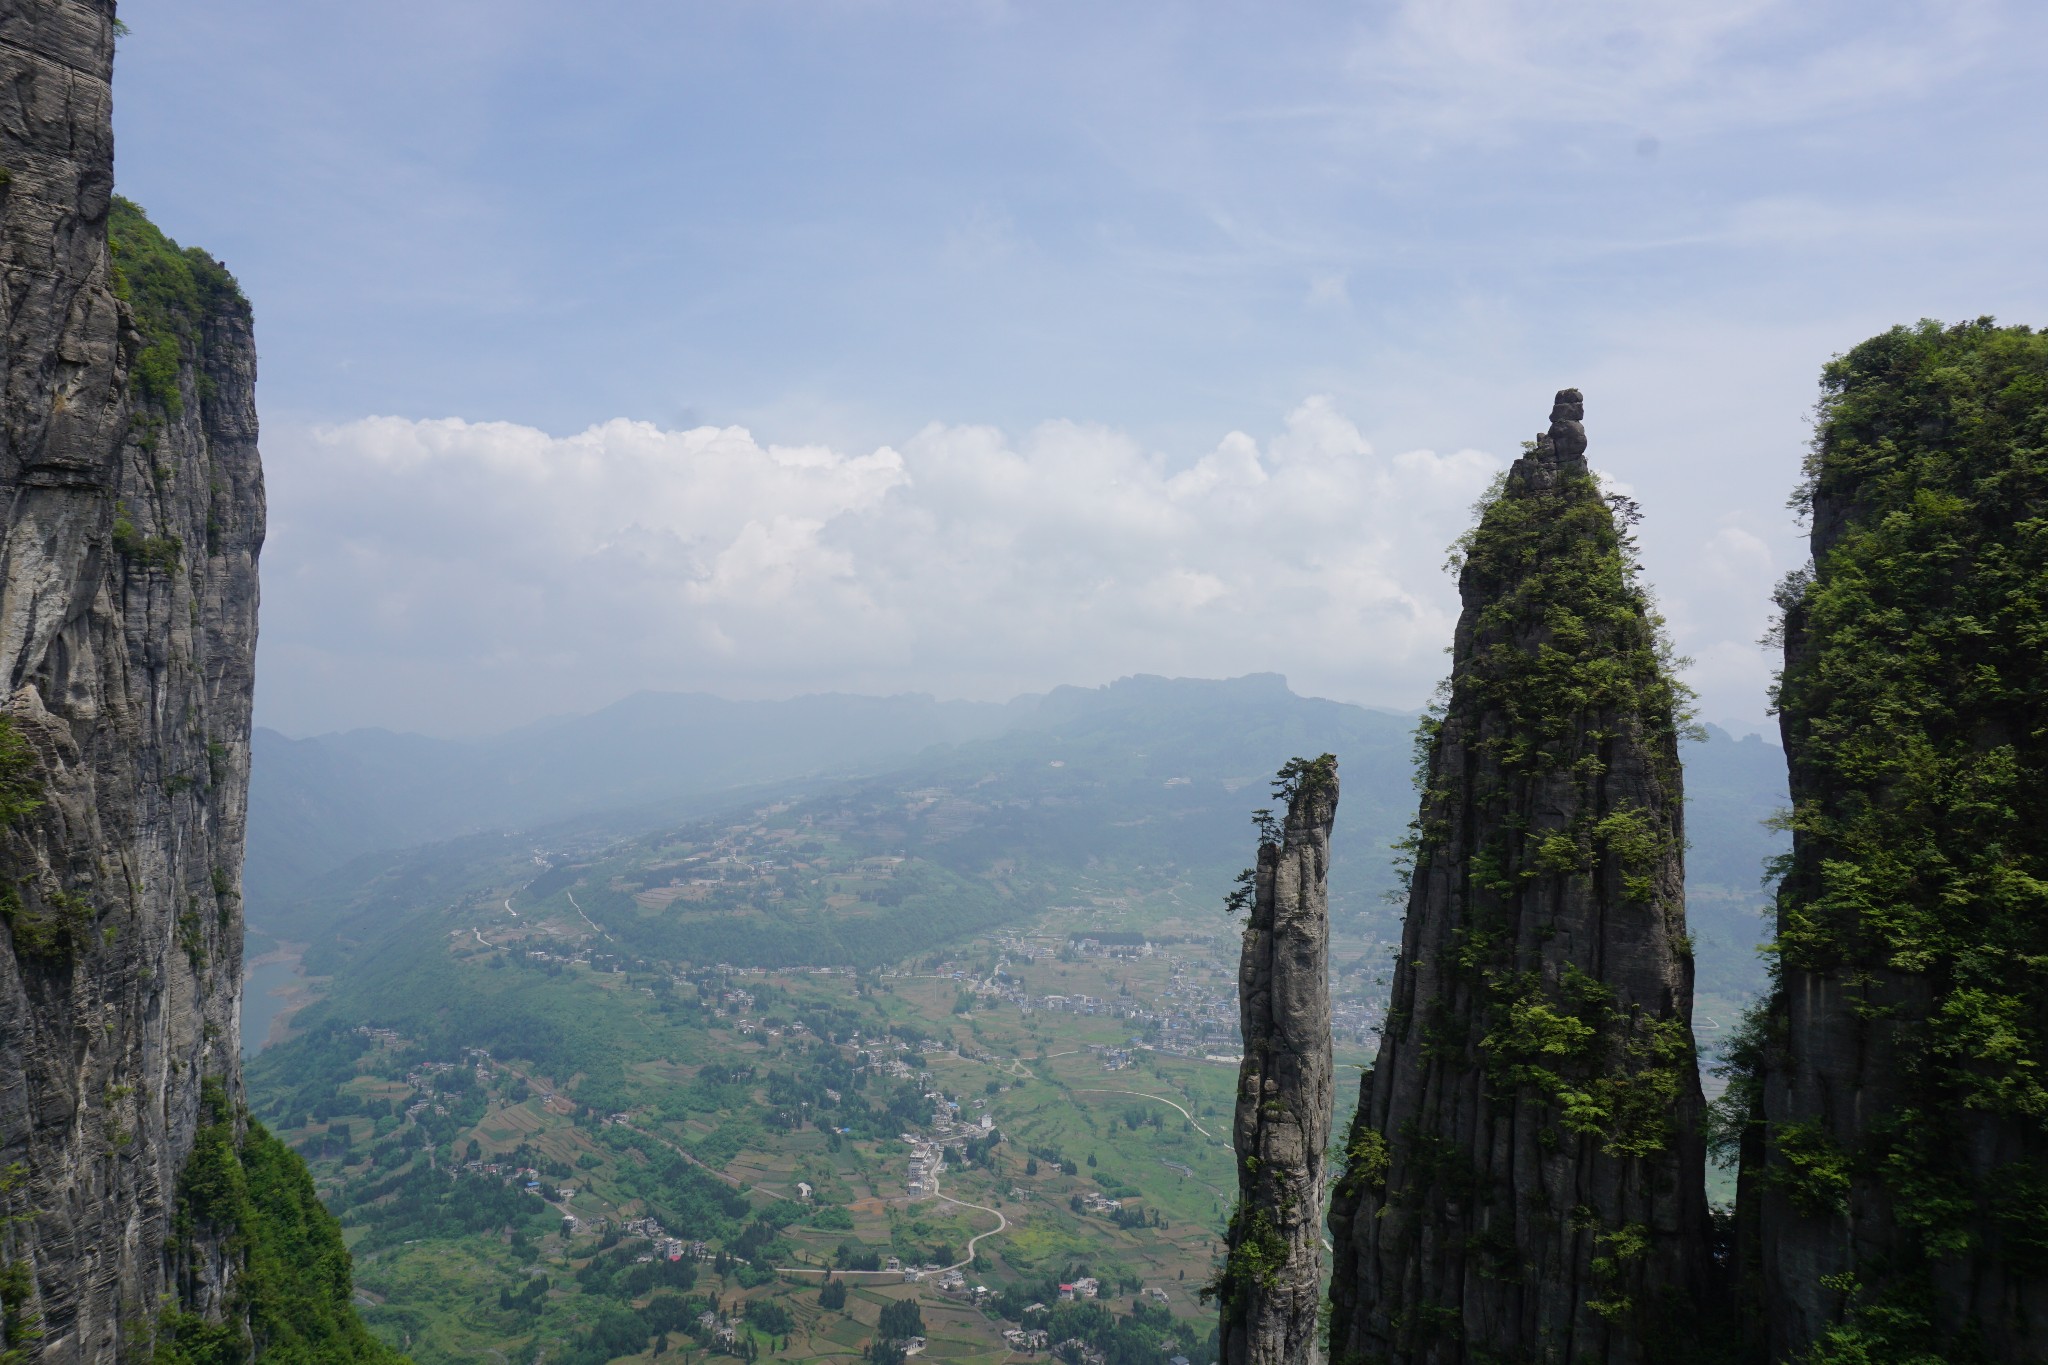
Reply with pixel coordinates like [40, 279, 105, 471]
[247, 691, 1016, 911]
[249, 675, 1785, 1045]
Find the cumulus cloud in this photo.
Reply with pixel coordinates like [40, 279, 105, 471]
[260, 399, 1508, 735]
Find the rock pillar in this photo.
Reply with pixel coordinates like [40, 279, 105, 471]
[1218, 755, 1337, 1365]
[1326, 392, 1711, 1365]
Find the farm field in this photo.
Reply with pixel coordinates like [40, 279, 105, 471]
[249, 834, 1390, 1365]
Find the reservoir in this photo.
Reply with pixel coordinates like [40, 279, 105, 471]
[241, 955, 302, 1057]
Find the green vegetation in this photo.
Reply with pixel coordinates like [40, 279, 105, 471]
[1201, 1202, 1284, 1322]
[1, 1163, 38, 1364]
[0, 720, 40, 828]
[0, 720, 79, 965]
[1222, 754, 1336, 916]
[245, 855, 1249, 1364]
[237, 660, 1787, 1361]
[154, 1080, 404, 1363]
[112, 503, 183, 571]
[0, 884, 95, 963]
[1445, 465, 1694, 785]
[1763, 317, 2048, 1358]
[107, 198, 245, 419]
[875, 1297, 922, 1340]
[1417, 446, 1696, 1155]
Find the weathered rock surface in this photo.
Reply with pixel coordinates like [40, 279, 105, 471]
[0, 3, 263, 1359]
[1218, 756, 1336, 1365]
[1751, 322, 2048, 1361]
[1326, 392, 1711, 1365]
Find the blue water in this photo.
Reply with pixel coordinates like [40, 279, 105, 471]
[241, 956, 301, 1057]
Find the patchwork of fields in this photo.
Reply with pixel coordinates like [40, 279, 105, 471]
[250, 851, 1389, 1365]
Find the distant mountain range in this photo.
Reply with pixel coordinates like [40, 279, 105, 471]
[247, 689, 1018, 909]
[247, 673, 1786, 1004]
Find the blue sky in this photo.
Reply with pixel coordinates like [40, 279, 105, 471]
[112, 0, 2048, 737]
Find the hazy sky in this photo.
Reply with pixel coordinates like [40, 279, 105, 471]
[112, 0, 2048, 738]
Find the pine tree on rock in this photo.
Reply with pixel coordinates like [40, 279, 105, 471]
[1326, 390, 1711, 1365]
[1213, 755, 1338, 1365]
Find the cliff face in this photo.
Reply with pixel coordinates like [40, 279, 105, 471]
[1753, 320, 2048, 1361]
[0, 3, 264, 1359]
[1326, 392, 1710, 1365]
[1216, 756, 1336, 1365]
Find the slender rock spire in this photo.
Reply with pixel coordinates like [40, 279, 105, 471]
[1326, 391, 1711, 1365]
[1215, 755, 1338, 1365]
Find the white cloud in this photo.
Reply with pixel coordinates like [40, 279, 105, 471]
[260, 400, 1507, 735]
[261, 391, 1806, 738]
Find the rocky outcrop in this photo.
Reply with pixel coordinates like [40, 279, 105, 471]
[1217, 756, 1337, 1365]
[0, 3, 264, 1359]
[1326, 391, 1711, 1365]
[1749, 320, 2048, 1360]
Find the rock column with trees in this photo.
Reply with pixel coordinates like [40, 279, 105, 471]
[1213, 755, 1338, 1365]
[1325, 391, 1712, 1365]
[1738, 320, 2048, 1361]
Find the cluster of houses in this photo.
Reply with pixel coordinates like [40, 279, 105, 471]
[902, 1093, 1003, 1196]
[619, 1215, 708, 1264]
[1066, 936, 1157, 960]
[458, 1159, 544, 1184]
[693, 1310, 739, 1348]
[1033, 993, 1109, 1016]
[905, 1136, 945, 1197]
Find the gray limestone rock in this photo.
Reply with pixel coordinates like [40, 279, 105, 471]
[0, 3, 263, 1359]
[1218, 756, 1336, 1365]
[1326, 391, 1710, 1365]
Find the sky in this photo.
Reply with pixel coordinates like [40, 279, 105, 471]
[110, 0, 2048, 738]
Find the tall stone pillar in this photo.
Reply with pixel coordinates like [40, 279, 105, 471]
[1217, 755, 1337, 1365]
[1326, 392, 1711, 1365]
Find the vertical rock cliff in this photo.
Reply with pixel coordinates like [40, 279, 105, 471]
[0, 2, 262, 1358]
[1326, 391, 1711, 1365]
[1751, 319, 2048, 1361]
[1216, 756, 1337, 1365]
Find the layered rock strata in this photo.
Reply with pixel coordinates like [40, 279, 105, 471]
[1326, 391, 1710, 1364]
[1217, 756, 1337, 1365]
[0, 2, 264, 1359]
[1750, 320, 2048, 1360]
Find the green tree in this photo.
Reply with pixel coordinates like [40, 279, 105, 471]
[1752, 318, 2048, 1362]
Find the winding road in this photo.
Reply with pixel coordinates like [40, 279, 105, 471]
[774, 1192, 1009, 1277]
[566, 890, 611, 941]
[1072, 1088, 1219, 1141]
[934, 1193, 1009, 1270]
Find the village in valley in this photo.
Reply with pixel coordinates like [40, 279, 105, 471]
[249, 810, 1396, 1365]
